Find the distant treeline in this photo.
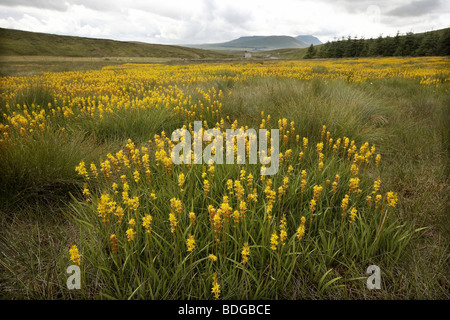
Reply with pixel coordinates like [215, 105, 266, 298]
[304, 28, 450, 58]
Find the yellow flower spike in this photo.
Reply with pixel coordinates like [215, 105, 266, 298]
[310, 199, 316, 213]
[110, 235, 118, 255]
[75, 161, 89, 180]
[303, 137, 308, 149]
[349, 207, 357, 224]
[211, 272, 220, 300]
[316, 142, 324, 154]
[247, 173, 253, 186]
[186, 234, 196, 252]
[279, 214, 287, 246]
[241, 242, 250, 265]
[115, 206, 124, 223]
[90, 163, 98, 178]
[296, 217, 306, 242]
[126, 228, 136, 242]
[375, 194, 383, 208]
[313, 185, 323, 201]
[133, 170, 140, 183]
[270, 230, 279, 251]
[209, 254, 218, 262]
[373, 178, 381, 194]
[376, 154, 381, 167]
[189, 212, 196, 225]
[142, 214, 153, 233]
[349, 177, 361, 194]
[69, 244, 81, 266]
[178, 172, 185, 192]
[341, 194, 349, 216]
[169, 213, 177, 233]
[386, 191, 398, 207]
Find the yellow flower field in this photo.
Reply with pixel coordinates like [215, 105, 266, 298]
[0, 56, 448, 299]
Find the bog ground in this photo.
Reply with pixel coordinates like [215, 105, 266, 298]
[0, 57, 448, 299]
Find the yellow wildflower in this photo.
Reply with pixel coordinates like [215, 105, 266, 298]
[211, 272, 220, 300]
[209, 254, 218, 262]
[69, 244, 81, 266]
[186, 234, 196, 252]
[126, 228, 136, 242]
[270, 230, 279, 251]
[349, 207, 357, 224]
[296, 216, 306, 242]
[142, 214, 153, 233]
[241, 242, 250, 265]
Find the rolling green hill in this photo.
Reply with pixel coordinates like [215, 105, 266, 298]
[0, 28, 232, 59]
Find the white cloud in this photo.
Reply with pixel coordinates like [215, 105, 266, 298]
[0, 0, 448, 44]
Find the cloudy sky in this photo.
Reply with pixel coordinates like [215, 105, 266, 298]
[0, 0, 448, 44]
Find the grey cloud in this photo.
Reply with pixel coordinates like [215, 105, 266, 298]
[316, 0, 394, 14]
[0, 0, 69, 11]
[220, 5, 251, 25]
[387, 0, 442, 17]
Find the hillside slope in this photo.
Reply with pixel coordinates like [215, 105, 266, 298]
[0, 28, 231, 59]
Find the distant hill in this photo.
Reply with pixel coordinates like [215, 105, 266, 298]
[186, 35, 312, 51]
[296, 35, 322, 45]
[0, 28, 232, 59]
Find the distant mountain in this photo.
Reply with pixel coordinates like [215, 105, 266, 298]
[186, 35, 312, 51]
[296, 35, 322, 46]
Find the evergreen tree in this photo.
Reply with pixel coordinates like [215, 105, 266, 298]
[437, 29, 450, 55]
[304, 44, 317, 59]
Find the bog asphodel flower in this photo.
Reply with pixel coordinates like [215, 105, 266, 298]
[349, 177, 361, 194]
[211, 272, 220, 300]
[75, 161, 89, 180]
[133, 170, 140, 183]
[386, 191, 398, 207]
[341, 194, 349, 216]
[189, 212, 196, 225]
[375, 194, 383, 208]
[142, 214, 153, 233]
[279, 214, 287, 246]
[332, 174, 340, 193]
[110, 234, 118, 255]
[270, 230, 279, 251]
[202, 179, 210, 193]
[169, 213, 177, 233]
[90, 163, 98, 178]
[301, 170, 307, 194]
[349, 207, 357, 224]
[241, 242, 250, 265]
[186, 234, 196, 252]
[373, 178, 381, 194]
[209, 254, 217, 262]
[310, 199, 316, 213]
[69, 244, 81, 266]
[296, 216, 306, 242]
[126, 228, 136, 242]
[376, 154, 381, 167]
[313, 185, 323, 201]
[178, 172, 185, 192]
